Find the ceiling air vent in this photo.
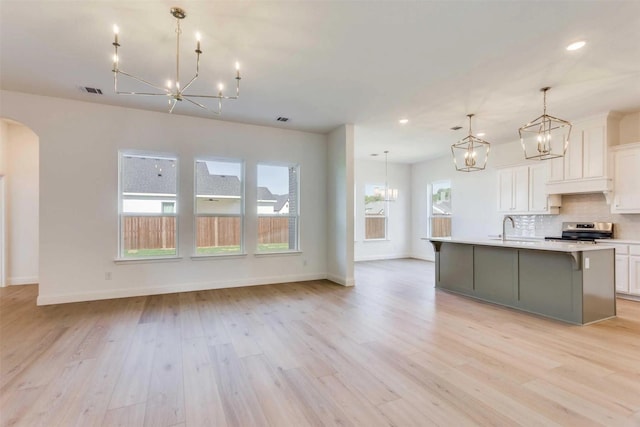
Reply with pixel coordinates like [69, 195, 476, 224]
[450, 126, 463, 131]
[79, 86, 103, 95]
[276, 117, 289, 122]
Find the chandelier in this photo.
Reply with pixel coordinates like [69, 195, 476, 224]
[111, 7, 241, 115]
[519, 87, 572, 160]
[451, 114, 490, 172]
[382, 151, 398, 202]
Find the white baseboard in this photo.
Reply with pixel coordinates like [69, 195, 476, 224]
[8, 276, 38, 286]
[409, 255, 435, 262]
[354, 254, 411, 262]
[326, 273, 355, 287]
[36, 273, 329, 305]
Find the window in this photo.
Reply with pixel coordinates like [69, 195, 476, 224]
[195, 159, 243, 255]
[364, 184, 387, 240]
[119, 152, 178, 258]
[257, 163, 299, 252]
[429, 180, 451, 237]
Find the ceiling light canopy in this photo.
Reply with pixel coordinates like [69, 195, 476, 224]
[519, 87, 572, 161]
[399, 118, 409, 124]
[451, 114, 490, 172]
[111, 7, 242, 115]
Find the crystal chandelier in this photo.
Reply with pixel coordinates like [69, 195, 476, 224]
[519, 87, 572, 160]
[451, 114, 490, 172]
[111, 7, 241, 115]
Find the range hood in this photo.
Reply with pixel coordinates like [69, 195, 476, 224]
[546, 178, 614, 204]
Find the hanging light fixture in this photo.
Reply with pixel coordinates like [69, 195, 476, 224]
[519, 87, 572, 160]
[374, 151, 398, 202]
[111, 7, 242, 115]
[451, 114, 490, 172]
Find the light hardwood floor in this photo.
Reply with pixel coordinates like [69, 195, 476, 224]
[1, 258, 640, 426]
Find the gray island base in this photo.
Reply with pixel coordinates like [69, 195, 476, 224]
[429, 238, 616, 325]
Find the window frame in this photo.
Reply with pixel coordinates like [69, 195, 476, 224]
[117, 150, 179, 260]
[364, 183, 388, 241]
[193, 157, 245, 257]
[256, 162, 300, 253]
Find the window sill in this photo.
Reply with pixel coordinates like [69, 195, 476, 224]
[114, 256, 183, 264]
[254, 250, 302, 257]
[191, 253, 248, 260]
[363, 238, 390, 242]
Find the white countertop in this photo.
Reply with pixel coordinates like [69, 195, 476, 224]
[427, 237, 616, 252]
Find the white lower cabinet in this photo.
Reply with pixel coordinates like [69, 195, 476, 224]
[629, 255, 640, 295]
[615, 255, 629, 293]
[610, 243, 640, 298]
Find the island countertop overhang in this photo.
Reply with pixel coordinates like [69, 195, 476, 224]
[426, 237, 615, 253]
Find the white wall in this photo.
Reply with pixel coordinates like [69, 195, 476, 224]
[0, 120, 7, 286]
[0, 121, 39, 285]
[0, 90, 330, 304]
[619, 111, 640, 145]
[326, 125, 355, 286]
[354, 158, 411, 261]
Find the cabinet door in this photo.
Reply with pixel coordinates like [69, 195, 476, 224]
[629, 255, 640, 296]
[613, 147, 640, 212]
[582, 125, 606, 178]
[513, 167, 529, 212]
[548, 157, 564, 182]
[564, 130, 583, 180]
[529, 164, 548, 213]
[497, 169, 514, 212]
[615, 255, 629, 293]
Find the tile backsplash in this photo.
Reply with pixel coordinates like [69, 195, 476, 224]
[507, 193, 640, 240]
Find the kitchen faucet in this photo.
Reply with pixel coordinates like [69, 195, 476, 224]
[502, 216, 515, 242]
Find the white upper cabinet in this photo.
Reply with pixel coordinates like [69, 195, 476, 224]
[546, 113, 621, 195]
[611, 142, 640, 213]
[497, 163, 558, 214]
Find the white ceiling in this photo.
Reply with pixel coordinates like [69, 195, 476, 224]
[1, 1, 639, 163]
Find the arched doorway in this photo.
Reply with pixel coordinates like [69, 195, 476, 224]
[0, 119, 39, 287]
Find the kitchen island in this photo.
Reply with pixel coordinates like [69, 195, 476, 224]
[429, 238, 615, 324]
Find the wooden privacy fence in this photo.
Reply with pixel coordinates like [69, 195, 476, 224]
[123, 216, 176, 250]
[124, 216, 292, 249]
[258, 217, 290, 244]
[196, 217, 241, 247]
[431, 216, 451, 237]
[365, 216, 386, 239]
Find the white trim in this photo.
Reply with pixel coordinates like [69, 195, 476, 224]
[326, 273, 355, 287]
[8, 275, 39, 285]
[191, 253, 248, 260]
[254, 250, 302, 257]
[113, 256, 182, 264]
[36, 273, 328, 305]
[354, 254, 412, 262]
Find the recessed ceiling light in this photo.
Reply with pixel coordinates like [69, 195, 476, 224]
[476, 132, 485, 137]
[566, 40, 586, 51]
[399, 118, 409, 124]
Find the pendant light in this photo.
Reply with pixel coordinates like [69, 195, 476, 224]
[519, 87, 572, 160]
[382, 151, 398, 202]
[451, 114, 490, 172]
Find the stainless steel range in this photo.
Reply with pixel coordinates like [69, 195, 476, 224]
[545, 222, 614, 243]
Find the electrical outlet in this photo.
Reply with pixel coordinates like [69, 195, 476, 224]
[585, 258, 590, 269]
[105, 272, 112, 280]
[303, 259, 308, 266]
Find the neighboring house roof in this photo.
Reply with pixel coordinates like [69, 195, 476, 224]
[196, 162, 241, 197]
[274, 194, 289, 212]
[257, 186, 276, 201]
[122, 156, 177, 194]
